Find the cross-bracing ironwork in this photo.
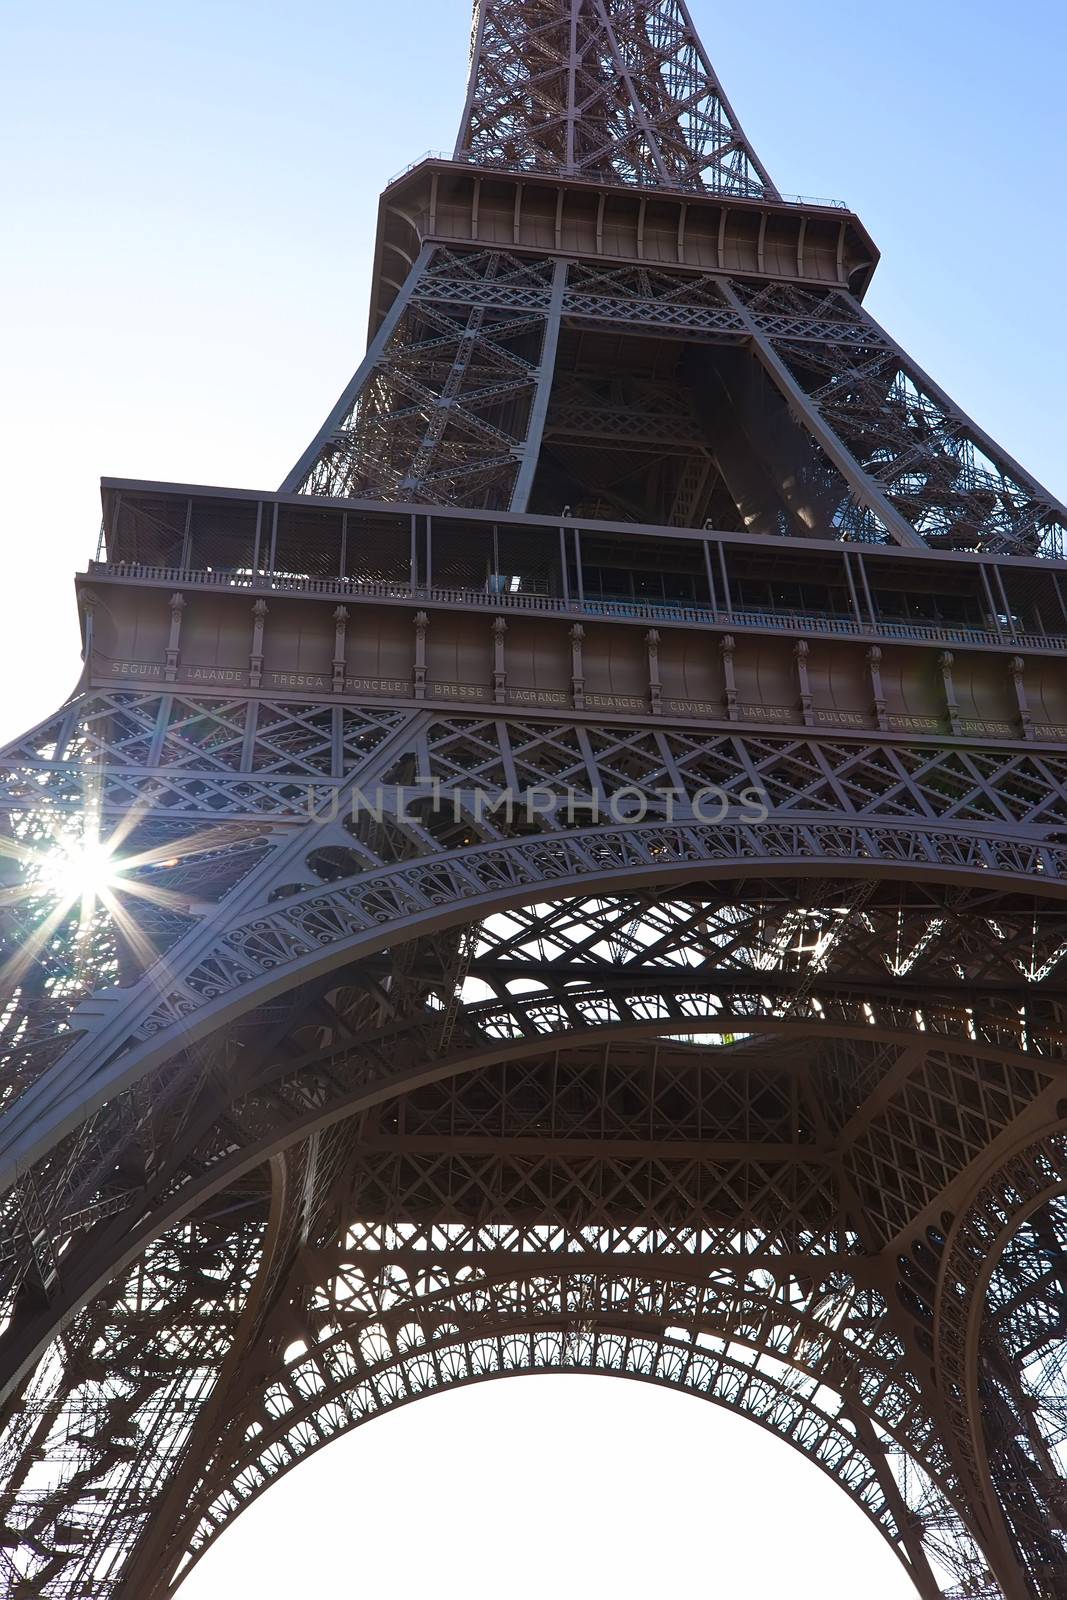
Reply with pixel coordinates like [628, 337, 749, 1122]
[455, 0, 780, 196]
[1, 3, 1066, 1597]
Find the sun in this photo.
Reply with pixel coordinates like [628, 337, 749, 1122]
[0, 820, 132, 994]
[39, 831, 123, 908]
[0, 808, 225, 996]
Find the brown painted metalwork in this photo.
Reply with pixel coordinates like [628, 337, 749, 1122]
[1, 4, 1065, 1597]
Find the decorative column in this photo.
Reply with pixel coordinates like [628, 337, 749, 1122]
[938, 651, 961, 735]
[1008, 655, 1033, 739]
[646, 629, 662, 714]
[165, 593, 186, 683]
[866, 645, 888, 730]
[570, 623, 585, 710]
[720, 634, 739, 721]
[492, 617, 508, 704]
[793, 639, 814, 726]
[249, 599, 268, 689]
[332, 607, 349, 694]
[413, 611, 429, 700]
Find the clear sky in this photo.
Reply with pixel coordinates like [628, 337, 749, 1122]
[1, 1, 1064, 1593]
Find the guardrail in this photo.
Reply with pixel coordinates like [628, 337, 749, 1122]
[387, 150, 850, 211]
[85, 562, 1063, 654]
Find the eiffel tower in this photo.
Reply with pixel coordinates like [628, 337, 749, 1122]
[2, 3, 1066, 1595]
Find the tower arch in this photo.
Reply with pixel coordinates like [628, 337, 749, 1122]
[1, 3, 1066, 1596]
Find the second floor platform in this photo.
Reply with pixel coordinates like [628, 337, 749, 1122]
[71, 480, 1067, 748]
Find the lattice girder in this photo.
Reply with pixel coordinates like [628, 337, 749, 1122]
[456, 0, 779, 196]
[5, 689, 1067, 1351]
[4, 809, 1066, 1226]
[4, 0, 1067, 1589]
[11, 1071, 991, 1600]
[0, 1198, 267, 1600]
[0, 956, 1062, 1427]
[733, 283, 1067, 560]
[287, 246, 1066, 556]
[167, 1272, 952, 1596]
[3, 841, 1063, 1596]
[0, 1069, 1032, 1600]
[934, 1126, 1067, 1595]
[5, 687, 1067, 1393]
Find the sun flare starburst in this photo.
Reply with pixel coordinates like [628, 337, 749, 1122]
[0, 800, 231, 997]
[37, 829, 124, 910]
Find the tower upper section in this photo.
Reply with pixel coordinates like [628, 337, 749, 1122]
[93, 0, 1066, 563]
[455, 0, 778, 198]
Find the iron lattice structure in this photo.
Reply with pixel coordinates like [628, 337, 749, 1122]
[1, 3, 1066, 1596]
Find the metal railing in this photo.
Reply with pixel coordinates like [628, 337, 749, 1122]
[388, 150, 850, 211]
[85, 561, 1065, 654]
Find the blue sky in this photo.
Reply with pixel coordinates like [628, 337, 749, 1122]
[1, 3, 1064, 1591]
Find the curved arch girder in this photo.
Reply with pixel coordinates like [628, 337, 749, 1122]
[4, 822, 1067, 1203]
[2, 1003, 1062, 1408]
[935, 1125, 1067, 1594]
[154, 1246, 981, 1600]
